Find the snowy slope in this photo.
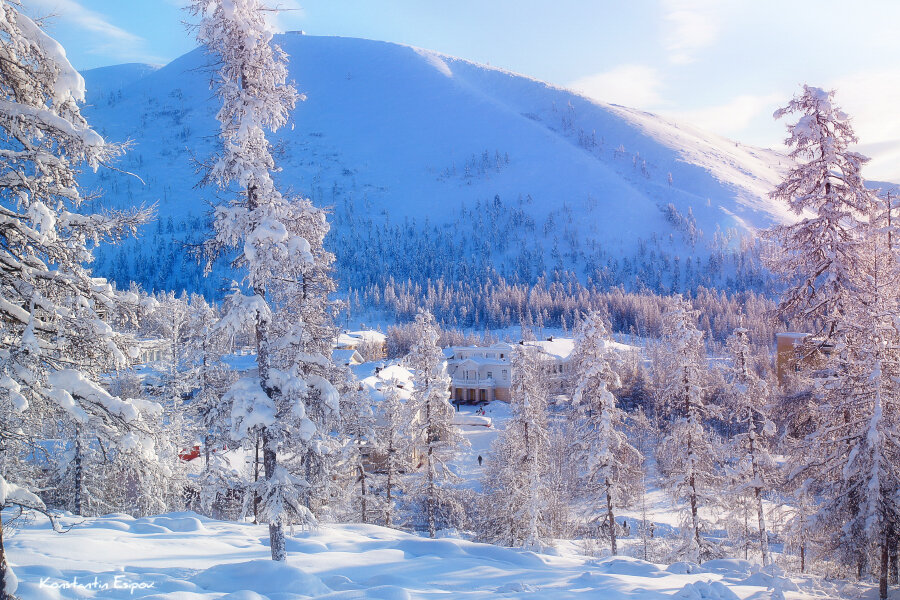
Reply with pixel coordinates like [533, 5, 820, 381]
[6, 510, 857, 599]
[78, 34, 791, 296]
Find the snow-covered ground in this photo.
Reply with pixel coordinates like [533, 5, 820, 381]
[3, 401, 873, 599]
[6, 509, 857, 600]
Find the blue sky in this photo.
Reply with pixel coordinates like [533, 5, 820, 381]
[28, 0, 900, 181]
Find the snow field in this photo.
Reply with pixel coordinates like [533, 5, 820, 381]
[7, 510, 829, 600]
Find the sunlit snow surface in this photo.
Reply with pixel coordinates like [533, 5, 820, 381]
[7, 405, 860, 599]
[7, 509, 852, 600]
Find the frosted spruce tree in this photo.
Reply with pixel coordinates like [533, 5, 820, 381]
[190, 0, 339, 561]
[722, 326, 776, 566]
[374, 377, 413, 528]
[0, 1, 157, 592]
[405, 309, 465, 537]
[0, 0, 158, 505]
[792, 197, 900, 593]
[767, 88, 900, 596]
[339, 376, 378, 524]
[766, 86, 877, 343]
[570, 311, 640, 555]
[655, 296, 721, 563]
[481, 343, 552, 548]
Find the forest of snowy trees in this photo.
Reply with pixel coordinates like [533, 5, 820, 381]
[2, 1, 900, 599]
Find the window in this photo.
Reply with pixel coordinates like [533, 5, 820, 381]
[487, 371, 493, 379]
[501, 369, 508, 379]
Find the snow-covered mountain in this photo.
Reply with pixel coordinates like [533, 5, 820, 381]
[79, 34, 791, 297]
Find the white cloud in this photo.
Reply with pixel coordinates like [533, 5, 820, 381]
[661, 0, 723, 64]
[826, 70, 900, 182]
[569, 65, 663, 109]
[25, 0, 172, 65]
[28, 0, 142, 43]
[666, 92, 782, 137]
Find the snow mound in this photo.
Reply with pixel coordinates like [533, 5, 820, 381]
[699, 558, 752, 576]
[674, 580, 741, 600]
[283, 537, 330, 554]
[192, 560, 330, 597]
[397, 538, 467, 558]
[84, 517, 132, 532]
[737, 564, 800, 592]
[130, 513, 206, 533]
[219, 592, 271, 600]
[495, 581, 537, 593]
[594, 556, 669, 578]
[363, 584, 412, 600]
[131, 522, 170, 534]
[145, 515, 206, 532]
[461, 543, 547, 568]
[666, 561, 703, 574]
[452, 414, 492, 427]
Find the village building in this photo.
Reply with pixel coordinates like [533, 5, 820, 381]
[336, 329, 388, 360]
[775, 332, 835, 386]
[444, 337, 585, 403]
[332, 348, 365, 366]
[444, 342, 514, 403]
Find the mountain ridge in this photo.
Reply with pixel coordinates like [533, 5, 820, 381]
[78, 33, 792, 297]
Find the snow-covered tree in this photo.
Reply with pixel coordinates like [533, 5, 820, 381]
[0, 0, 158, 519]
[405, 309, 465, 537]
[570, 311, 641, 555]
[189, 0, 339, 561]
[722, 326, 777, 566]
[783, 488, 818, 574]
[0, 473, 65, 600]
[654, 295, 721, 563]
[373, 377, 413, 528]
[790, 204, 900, 591]
[339, 377, 379, 524]
[765, 85, 877, 343]
[481, 343, 552, 548]
[767, 88, 900, 596]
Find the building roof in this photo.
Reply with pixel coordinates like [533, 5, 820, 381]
[332, 348, 363, 366]
[523, 338, 576, 361]
[347, 330, 387, 344]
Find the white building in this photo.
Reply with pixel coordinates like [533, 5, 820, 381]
[445, 342, 514, 403]
[444, 336, 637, 403]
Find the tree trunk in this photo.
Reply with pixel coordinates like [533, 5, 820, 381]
[253, 434, 260, 524]
[881, 532, 889, 600]
[606, 481, 617, 556]
[743, 502, 749, 561]
[684, 380, 702, 562]
[359, 464, 367, 524]
[262, 427, 285, 561]
[0, 514, 11, 600]
[385, 438, 393, 528]
[248, 182, 285, 560]
[426, 445, 435, 538]
[800, 543, 805, 574]
[756, 488, 769, 566]
[748, 423, 770, 566]
[890, 521, 898, 585]
[689, 471, 701, 562]
[73, 427, 83, 515]
[425, 384, 436, 539]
